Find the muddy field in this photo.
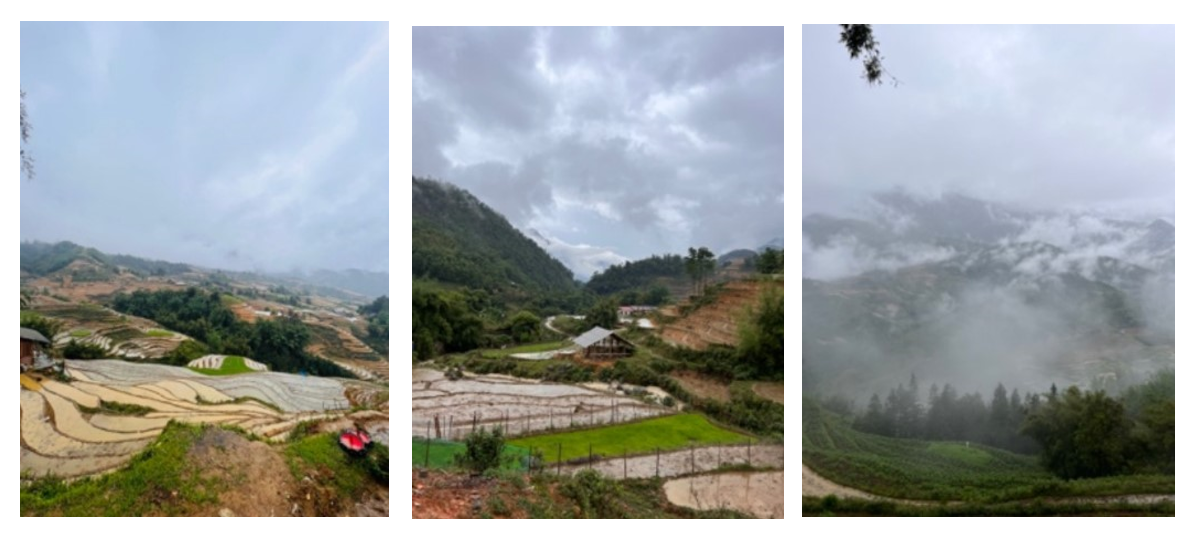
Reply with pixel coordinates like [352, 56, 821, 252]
[664, 471, 784, 518]
[412, 368, 674, 439]
[670, 371, 731, 402]
[552, 444, 784, 479]
[751, 381, 784, 404]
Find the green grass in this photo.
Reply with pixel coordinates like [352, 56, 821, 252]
[802, 398, 1175, 503]
[188, 355, 257, 376]
[510, 414, 752, 462]
[284, 433, 378, 498]
[412, 438, 532, 470]
[144, 329, 173, 337]
[20, 422, 222, 516]
[481, 339, 574, 358]
[69, 329, 92, 338]
[102, 326, 145, 343]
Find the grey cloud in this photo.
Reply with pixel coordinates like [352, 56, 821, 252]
[413, 27, 784, 274]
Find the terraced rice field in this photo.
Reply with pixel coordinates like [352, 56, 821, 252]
[412, 368, 674, 439]
[20, 359, 374, 480]
[510, 414, 752, 462]
[660, 281, 767, 350]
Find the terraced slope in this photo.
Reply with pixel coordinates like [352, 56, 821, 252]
[660, 281, 768, 350]
[20, 359, 379, 480]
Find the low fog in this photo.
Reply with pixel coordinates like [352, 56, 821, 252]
[803, 25, 1172, 404]
[802, 193, 1174, 404]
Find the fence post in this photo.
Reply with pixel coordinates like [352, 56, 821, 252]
[588, 443, 593, 469]
[424, 421, 431, 467]
[690, 445, 695, 475]
[623, 448, 627, 479]
[747, 439, 751, 466]
[557, 444, 562, 476]
[655, 447, 660, 478]
[550, 409, 553, 430]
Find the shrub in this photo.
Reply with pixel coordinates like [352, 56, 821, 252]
[61, 340, 109, 360]
[456, 427, 507, 475]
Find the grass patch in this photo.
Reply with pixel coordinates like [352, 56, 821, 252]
[481, 339, 573, 358]
[102, 326, 145, 343]
[69, 329, 92, 338]
[79, 400, 153, 417]
[284, 433, 382, 498]
[189, 355, 256, 376]
[510, 414, 751, 462]
[412, 437, 531, 470]
[802, 398, 1175, 503]
[144, 329, 173, 337]
[20, 422, 222, 516]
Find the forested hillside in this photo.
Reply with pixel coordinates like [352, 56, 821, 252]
[586, 254, 685, 295]
[413, 177, 577, 295]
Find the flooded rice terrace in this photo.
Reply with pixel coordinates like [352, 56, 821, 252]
[412, 368, 674, 439]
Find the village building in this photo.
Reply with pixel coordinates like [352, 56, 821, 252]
[572, 326, 635, 360]
[617, 305, 657, 318]
[21, 327, 51, 370]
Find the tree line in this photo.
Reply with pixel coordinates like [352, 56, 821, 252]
[850, 370, 1175, 478]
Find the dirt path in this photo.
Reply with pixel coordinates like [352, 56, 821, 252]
[801, 464, 1175, 506]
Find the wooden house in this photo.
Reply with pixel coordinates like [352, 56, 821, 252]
[572, 327, 634, 360]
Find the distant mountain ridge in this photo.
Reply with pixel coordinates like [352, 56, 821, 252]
[20, 240, 388, 298]
[412, 177, 578, 294]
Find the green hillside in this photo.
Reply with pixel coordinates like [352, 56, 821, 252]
[412, 177, 577, 296]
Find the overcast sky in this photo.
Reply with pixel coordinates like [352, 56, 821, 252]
[413, 27, 784, 279]
[804, 24, 1174, 220]
[21, 22, 388, 273]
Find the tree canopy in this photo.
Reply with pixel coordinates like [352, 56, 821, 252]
[839, 24, 888, 85]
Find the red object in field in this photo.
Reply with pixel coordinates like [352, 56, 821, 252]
[339, 429, 371, 453]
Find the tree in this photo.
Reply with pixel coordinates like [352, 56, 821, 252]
[455, 426, 506, 475]
[839, 25, 887, 85]
[684, 247, 716, 296]
[756, 248, 783, 274]
[584, 298, 619, 331]
[1021, 387, 1129, 479]
[736, 285, 783, 379]
[21, 90, 34, 179]
[507, 310, 541, 343]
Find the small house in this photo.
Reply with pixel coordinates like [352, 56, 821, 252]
[572, 327, 634, 360]
[20, 327, 51, 369]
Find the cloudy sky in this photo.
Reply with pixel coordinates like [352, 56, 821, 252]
[21, 22, 388, 273]
[413, 27, 784, 279]
[804, 25, 1174, 220]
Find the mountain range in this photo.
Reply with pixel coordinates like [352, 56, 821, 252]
[803, 191, 1174, 399]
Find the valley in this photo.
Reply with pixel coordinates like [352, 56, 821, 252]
[410, 178, 785, 519]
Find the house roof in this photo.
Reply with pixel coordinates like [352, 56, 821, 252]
[572, 327, 634, 348]
[20, 327, 51, 344]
